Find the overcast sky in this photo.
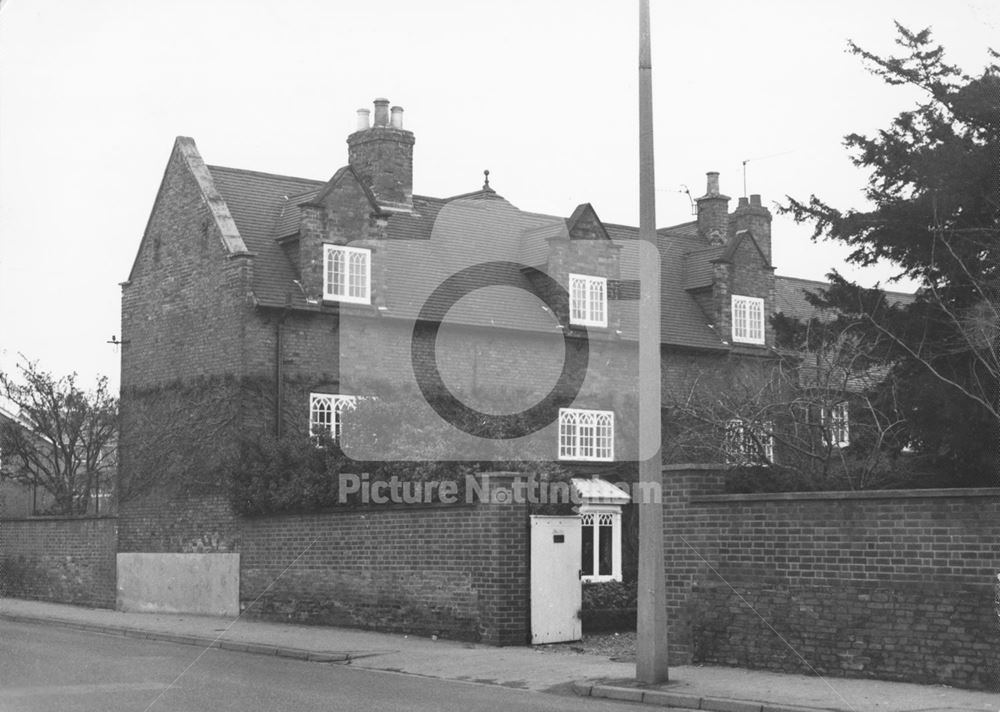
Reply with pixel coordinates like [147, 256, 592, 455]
[1, 0, 997, 391]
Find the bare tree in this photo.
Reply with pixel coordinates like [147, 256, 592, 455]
[664, 332, 910, 490]
[0, 360, 117, 515]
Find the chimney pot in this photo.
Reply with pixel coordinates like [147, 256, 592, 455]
[390, 105, 404, 129]
[356, 108, 371, 131]
[738, 196, 749, 208]
[706, 171, 720, 196]
[750, 194, 762, 207]
[373, 98, 390, 127]
[696, 171, 730, 245]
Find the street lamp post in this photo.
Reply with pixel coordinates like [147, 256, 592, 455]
[635, 0, 670, 685]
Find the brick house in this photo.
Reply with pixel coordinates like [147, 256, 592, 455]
[0, 405, 45, 518]
[117, 98, 797, 638]
[0, 403, 116, 518]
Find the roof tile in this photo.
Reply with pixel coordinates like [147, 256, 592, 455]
[208, 164, 729, 350]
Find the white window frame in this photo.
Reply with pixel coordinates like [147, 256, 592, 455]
[558, 408, 614, 461]
[323, 244, 371, 304]
[724, 418, 774, 465]
[568, 274, 608, 327]
[579, 505, 623, 583]
[731, 295, 765, 345]
[821, 401, 850, 448]
[309, 393, 356, 442]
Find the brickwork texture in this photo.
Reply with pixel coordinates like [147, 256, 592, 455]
[664, 464, 1000, 691]
[238, 474, 528, 644]
[115, 476, 529, 644]
[0, 516, 117, 607]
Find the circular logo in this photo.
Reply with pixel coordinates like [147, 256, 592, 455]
[491, 487, 512, 505]
[410, 261, 589, 439]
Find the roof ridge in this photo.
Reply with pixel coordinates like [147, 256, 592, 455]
[207, 164, 326, 185]
[602, 221, 641, 230]
[444, 188, 506, 202]
[659, 219, 698, 230]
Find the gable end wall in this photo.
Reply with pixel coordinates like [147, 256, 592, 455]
[121, 144, 252, 388]
[118, 143, 253, 543]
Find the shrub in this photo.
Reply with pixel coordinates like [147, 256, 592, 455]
[225, 432, 347, 515]
[582, 580, 637, 633]
[582, 580, 637, 610]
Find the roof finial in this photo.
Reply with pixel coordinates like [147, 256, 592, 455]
[483, 169, 491, 190]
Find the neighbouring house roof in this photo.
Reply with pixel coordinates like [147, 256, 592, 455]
[774, 276, 839, 322]
[0, 403, 54, 481]
[205, 160, 729, 351]
[0, 404, 48, 442]
[776, 275, 916, 394]
[774, 275, 916, 323]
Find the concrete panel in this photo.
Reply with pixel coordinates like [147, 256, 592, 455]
[117, 553, 239, 616]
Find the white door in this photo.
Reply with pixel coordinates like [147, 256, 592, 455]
[530, 515, 582, 644]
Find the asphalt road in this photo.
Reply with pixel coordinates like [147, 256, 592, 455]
[0, 621, 643, 712]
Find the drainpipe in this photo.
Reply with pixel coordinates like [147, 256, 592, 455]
[275, 306, 290, 437]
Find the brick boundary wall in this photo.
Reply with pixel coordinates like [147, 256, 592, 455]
[118, 493, 239, 554]
[0, 516, 118, 608]
[240, 473, 529, 645]
[663, 464, 1000, 691]
[117, 474, 530, 645]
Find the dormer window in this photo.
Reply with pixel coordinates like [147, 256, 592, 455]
[731, 295, 764, 345]
[569, 274, 607, 327]
[323, 244, 371, 304]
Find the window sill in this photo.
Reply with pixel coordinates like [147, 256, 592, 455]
[319, 300, 379, 316]
[731, 339, 766, 347]
[322, 296, 372, 306]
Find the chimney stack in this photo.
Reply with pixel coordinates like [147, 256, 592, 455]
[732, 191, 772, 262]
[695, 171, 730, 245]
[347, 97, 415, 210]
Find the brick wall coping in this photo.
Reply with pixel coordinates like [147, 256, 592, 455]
[663, 463, 727, 472]
[1, 514, 119, 523]
[241, 502, 479, 520]
[690, 487, 1000, 504]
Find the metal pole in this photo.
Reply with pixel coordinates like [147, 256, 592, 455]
[636, 0, 670, 684]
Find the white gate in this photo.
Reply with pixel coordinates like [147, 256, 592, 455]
[529, 515, 582, 644]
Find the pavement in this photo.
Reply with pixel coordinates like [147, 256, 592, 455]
[0, 598, 996, 712]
